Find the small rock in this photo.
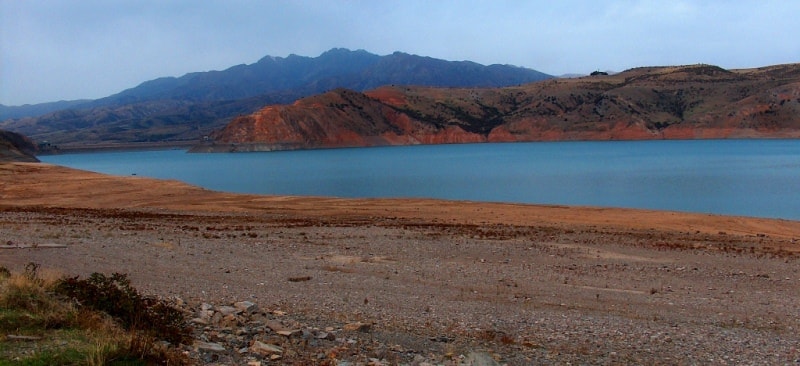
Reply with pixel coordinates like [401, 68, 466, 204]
[276, 329, 302, 337]
[343, 322, 371, 332]
[462, 351, 500, 366]
[210, 312, 223, 325]
[266, 320, 285, 330]
[198, 309, 215, 320]
[247, 361, 262, 366]
[235, 300, 258, 314]
[218, 305, 240, 316]
[220, 313, 239, 327]
[194, 341, 226, 353]
[249, 341, 283, 356]
[317, 331, 336, 340]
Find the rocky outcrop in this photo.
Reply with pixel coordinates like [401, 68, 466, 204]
[197, 63, 800, 152]
[0, 129, 38, 162]
[179, 299, 502, 365]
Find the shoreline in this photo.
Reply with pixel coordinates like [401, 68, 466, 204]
[3, 162, 799, 241]
[36, 140, 196, 155]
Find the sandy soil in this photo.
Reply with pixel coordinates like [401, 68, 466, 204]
[2, 162, 799, 364]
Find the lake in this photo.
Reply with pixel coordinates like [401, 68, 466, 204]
[39, 140, 800, 220]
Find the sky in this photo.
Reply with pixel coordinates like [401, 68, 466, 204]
[1, 0, 798, 106]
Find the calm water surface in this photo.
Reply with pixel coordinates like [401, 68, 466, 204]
[40, 140, 800, 220]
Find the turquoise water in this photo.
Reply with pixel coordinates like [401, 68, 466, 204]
[40, 140, 800, 220]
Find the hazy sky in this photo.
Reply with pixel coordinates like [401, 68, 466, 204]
[1, 0, 798, 106]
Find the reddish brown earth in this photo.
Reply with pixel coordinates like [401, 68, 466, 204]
[2, 162, 800, 364]
[196, 64, 800, 152]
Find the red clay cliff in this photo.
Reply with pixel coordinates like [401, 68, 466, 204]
[194, 64, 800, 152]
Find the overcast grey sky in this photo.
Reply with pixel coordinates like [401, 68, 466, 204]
[1, 0, 798, 106]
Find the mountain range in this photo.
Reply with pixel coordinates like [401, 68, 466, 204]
[0, 129, 39, 162]
[192, 63, 800, 152]
[0, 48, 551, 148]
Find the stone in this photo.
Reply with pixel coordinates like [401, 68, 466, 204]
[218, 305, 240, 316]
[198, 309, 215, 320]
[210, 312, 223, 325]
[194, 341, 226, 353]
[317, 331, 336, 340]
[266, 320, 287, 332]
[235, 300, 258, 314]
[462, 351, 500, 366]
[276, 329, 301, 337]
[220, 314, 239, 327]
[249, 341, 283, 356]
[343, 322, 371, 332]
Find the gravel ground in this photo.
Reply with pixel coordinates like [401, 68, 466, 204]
[2, 206, 799, 365]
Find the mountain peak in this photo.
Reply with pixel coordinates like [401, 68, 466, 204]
[4, 50, 553, 146]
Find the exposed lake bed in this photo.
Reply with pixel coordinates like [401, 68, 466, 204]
[1, 160, 799, 364]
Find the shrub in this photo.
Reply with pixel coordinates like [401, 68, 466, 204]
[1, 266, 191, 365]
[54, 272, 191, 345]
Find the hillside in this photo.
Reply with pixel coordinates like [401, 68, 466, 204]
[0, 49, 551, 149]
[195, 63, 800, 152]
[0, 129, 38, 162]
[0, 99, 90, 121]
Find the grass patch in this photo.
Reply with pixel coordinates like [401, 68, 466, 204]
[0, 264, 190, 365]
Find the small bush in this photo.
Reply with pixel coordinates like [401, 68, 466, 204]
[54, 272, 191, 345]
[0, 265, 11, 279]
[1, 266, 190, 365]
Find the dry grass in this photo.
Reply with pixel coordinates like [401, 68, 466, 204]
[0, 264, 189, 365]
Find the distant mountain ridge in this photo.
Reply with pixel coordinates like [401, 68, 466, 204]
[0, 48, 552, 147]
[0, 100, 90, 121]
[194, 63, 800, 152]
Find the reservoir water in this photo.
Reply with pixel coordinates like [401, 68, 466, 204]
[40, 140, 800, 220]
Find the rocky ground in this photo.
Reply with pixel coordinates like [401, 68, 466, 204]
[1, 162, 800, 364]
[2, 206, 799, 365]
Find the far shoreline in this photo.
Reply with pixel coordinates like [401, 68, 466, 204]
[36, 140, 196, 155]
[37, 136, 800, 156]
